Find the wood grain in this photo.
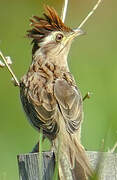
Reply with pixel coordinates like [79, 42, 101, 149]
[17, 151, 117, 180]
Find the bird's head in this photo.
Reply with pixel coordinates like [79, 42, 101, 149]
[27, 6, 84, 61]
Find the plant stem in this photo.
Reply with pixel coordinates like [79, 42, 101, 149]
[78, 0, 103, 29]
[0, 51, 20, 86]
[61, 0, 69, 23]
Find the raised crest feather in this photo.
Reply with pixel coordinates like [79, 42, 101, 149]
[27, 6, 72, 42]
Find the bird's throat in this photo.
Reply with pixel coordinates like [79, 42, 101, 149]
[34, 47, 69, 72]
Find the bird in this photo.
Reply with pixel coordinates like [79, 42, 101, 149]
[20, 6, 92, 180]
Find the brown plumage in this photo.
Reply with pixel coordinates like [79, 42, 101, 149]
[20, 6, 92, 180]
[27, 6, 71, 40]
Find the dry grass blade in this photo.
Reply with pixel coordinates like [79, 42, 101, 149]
[78, 0, 103, 29]
[0, 51, 19, 86]
[61, 0, 69, 23]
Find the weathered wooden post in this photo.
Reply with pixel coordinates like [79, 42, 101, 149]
[17, 151, 117, 180]
[17, 152, 55, 180]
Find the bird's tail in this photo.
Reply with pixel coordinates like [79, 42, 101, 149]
[70, 134, 92, 180]
[53, 131, 92, 180]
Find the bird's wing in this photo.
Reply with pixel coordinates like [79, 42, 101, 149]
[54, 79, 92, 177]
[20, 74, 59, 138]
[54, 79, 83, 133]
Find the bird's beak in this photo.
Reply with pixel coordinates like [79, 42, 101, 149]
[70, 28, 84, 40]
[73, 28, 84, 37]
[61, 28, 84, 50]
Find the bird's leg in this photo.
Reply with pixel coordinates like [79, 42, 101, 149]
[31, 142, 39, 153]
[31, 136, 45, 153]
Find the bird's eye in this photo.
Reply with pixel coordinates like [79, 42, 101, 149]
[56, 33, 64, 42]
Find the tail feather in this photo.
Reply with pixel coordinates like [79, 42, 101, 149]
[54, 132, 93, 180]
[71, 160, 88, 180]
[71, 135, 92, 176]
[70, 135, 93, 179]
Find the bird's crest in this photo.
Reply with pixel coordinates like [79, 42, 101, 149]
[27, 6, 72, 42]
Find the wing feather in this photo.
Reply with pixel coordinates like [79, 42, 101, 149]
[54, 79, 83, 134]
[20, 75, 59, 139]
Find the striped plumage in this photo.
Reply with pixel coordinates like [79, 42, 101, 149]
[20, 6, 92, 179]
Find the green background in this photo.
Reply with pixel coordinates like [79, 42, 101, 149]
[0, 0, 117, 179]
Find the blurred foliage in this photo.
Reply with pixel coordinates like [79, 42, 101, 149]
[0, 0, 117, 179]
